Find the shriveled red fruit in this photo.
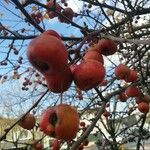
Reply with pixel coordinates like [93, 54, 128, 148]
[83, 139, 89, 146]
[39, 104, 79, 141]
[44, 65, 73, 93]
[46, 1, 62, 19]
[83, 50, 104, 64]
[42, 30, 61, 40]
[30, 12, 42, 24]
[98, 38, 117, 56]
[116, 92, 127, 102]
[59, 7, 74, 23]
[76, 93, 83, 100]
[124, 69, 138, 82]
[77, 144, 84, 150]
[114, 64, 130, 79]
[80, 121, 86, 127]
[51, 139, 61, 150]
[73, 60, 105, 90]
[18, 114, 35, 130]
[26, 33, 68, 75]
[103, 111, 110, 118]
[125, 86, 141, 97]
[137, 102, 149, 114]
[47, 11, 56, 19]
[34, 142, 43, 150]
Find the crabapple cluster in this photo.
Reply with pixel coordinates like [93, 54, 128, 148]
[32, 141, 43, 150]
[30, 12, 42, 24]
[46, 1, 74, 24]
[26, 28, 120, 148]
[70, 38, 118, 91]
[27, 30, 116, 93]
[114, 64, 149, 114]
[0, 26, 8, 36]
[75, 121, 90, 150]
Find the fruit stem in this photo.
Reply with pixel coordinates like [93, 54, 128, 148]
[60, 83, 64, 104]
[60, 92, 63, 104]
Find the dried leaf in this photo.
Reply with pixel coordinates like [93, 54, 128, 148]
[42, 13, 49, 20]
[106, 9, 114, 16]
[32, 6, 38, 11]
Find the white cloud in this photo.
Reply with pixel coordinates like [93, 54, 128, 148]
[67, 0, 83, 12]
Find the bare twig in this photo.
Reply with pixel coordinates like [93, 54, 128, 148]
[70, 101, 107, 150]
[0, 89, 49, 141]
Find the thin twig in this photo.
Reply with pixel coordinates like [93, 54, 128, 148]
[0, 89, 49, 141]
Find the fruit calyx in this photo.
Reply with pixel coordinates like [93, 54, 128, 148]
[32, 59, 49, 73]
[50, 112, 58, 126]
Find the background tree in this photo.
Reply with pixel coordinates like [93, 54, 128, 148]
[0, 0, 150, 150]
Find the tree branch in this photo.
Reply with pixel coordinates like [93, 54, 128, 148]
[10, 0, 44, 33]
[70, 101, 107, 150]
[0, 89, 49, 141]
